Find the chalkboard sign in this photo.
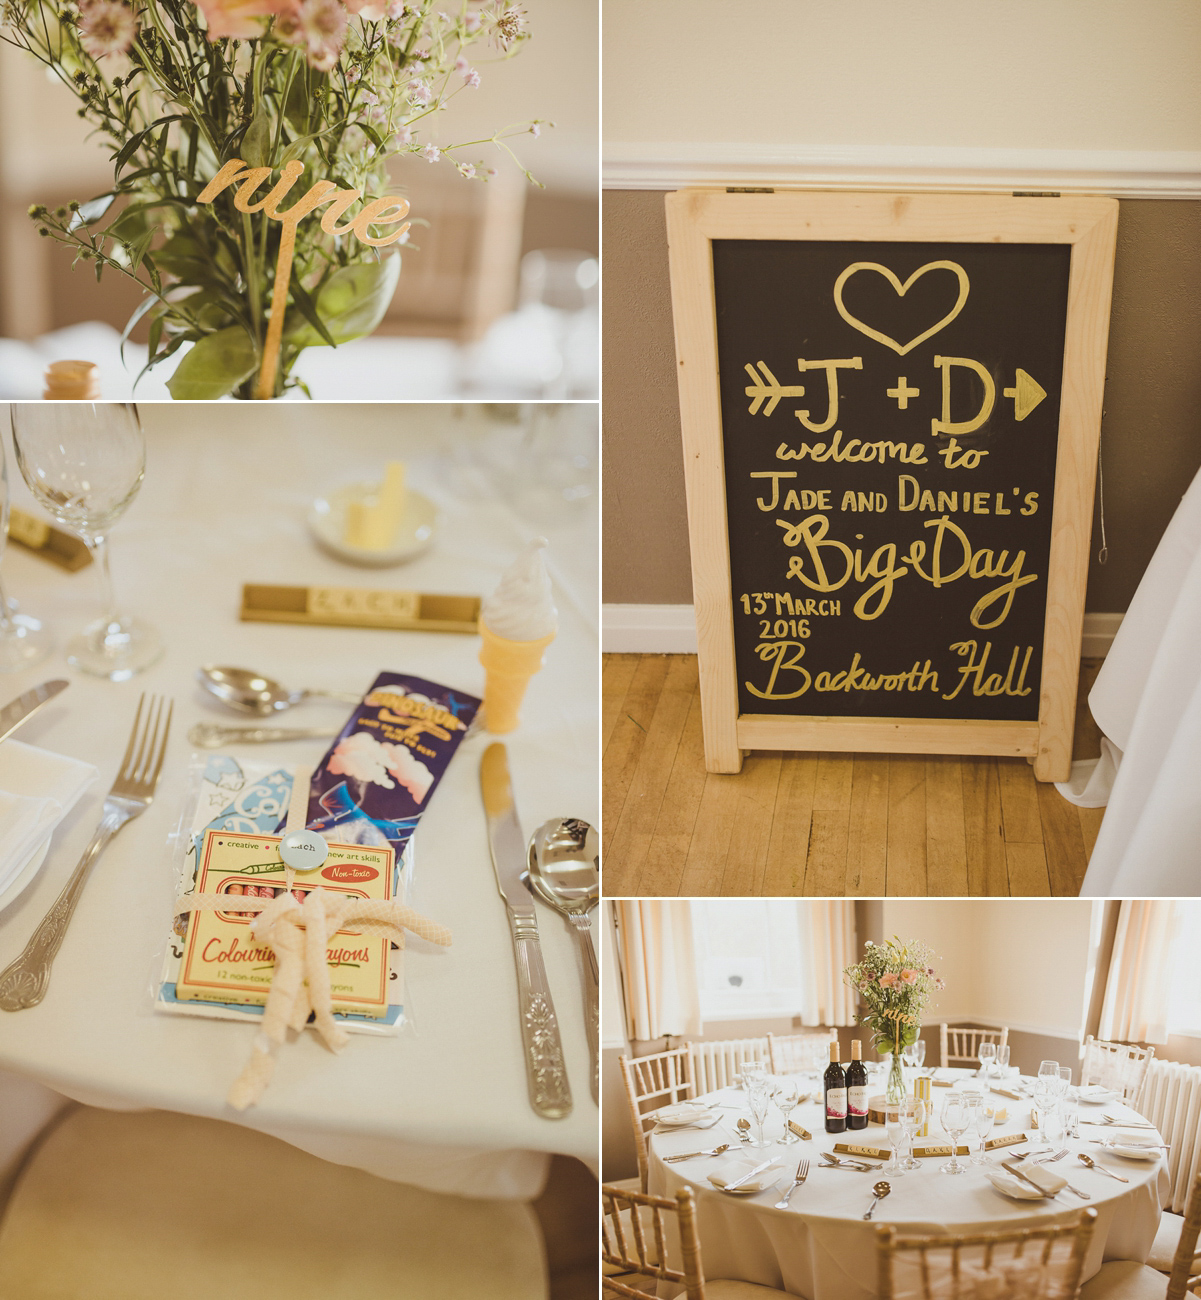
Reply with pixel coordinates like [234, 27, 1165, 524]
[665, 192, 1117, 781]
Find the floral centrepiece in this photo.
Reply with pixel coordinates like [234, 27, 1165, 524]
[1, 0, 543, 397]
[843, 936, 944, 1104]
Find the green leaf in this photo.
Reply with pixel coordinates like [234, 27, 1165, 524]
[287, 278, 336, 347]
[283, 255, 401, 349]
[166, 326, 259, 400]
[242, 106, 273, 169]
[69, 194, 116, 231]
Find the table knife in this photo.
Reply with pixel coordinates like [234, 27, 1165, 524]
[481, 743, 572, 1120]
[0, 680, 68, 744]
[724, 1156, 779, 1191]
[1002, 1160, 1057, 1197]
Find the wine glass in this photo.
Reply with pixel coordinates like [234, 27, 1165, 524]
[772, 1079, 800, 1144]
[978, 1040, 997, 1079]
[0, 437, 50, 670]
[940, 1096, 969, 1174]
[995, 1044, 1011, 1078]
[745, 1078, 771, 1148]
[972, 1102, 996, 1164]
[882, 1101, 906, 1175]
[913, 1040, 926, 1071]
[10, 404, 161, 680]
[900, 1097, 926, 1171]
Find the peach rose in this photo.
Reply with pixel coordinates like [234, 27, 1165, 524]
[196, 0, 296, 39]
[879, 972, 898, 988]
[900, 968, 920, 985]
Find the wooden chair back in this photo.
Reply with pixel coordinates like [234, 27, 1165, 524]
[1080, 1035, 1155, 1105]
[767, 1029, 838, 1074]
[618, 1049, 695, 1193]
[939, 1024, 1009, 1070]
[877, 1209, 1096, 1300]
[602, 1184, 704, 1300]
[1167, 1171, 1201, 1300]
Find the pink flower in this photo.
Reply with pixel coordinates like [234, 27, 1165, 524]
[343, 0, 388, 20]
[900, 969, 919, 985]
[395, 124, 412, 143]
[456, 161, 475, 179]
[78, 0, 137, 57]
[463, 67, 480, 88]
[195, 0, 292, 40]
[464, 11, 480, 31]
[879, 972, 898, 988]
[277, 0, 347, 69]
[422, 143, 440, 163]
[407, 78, 432, 106]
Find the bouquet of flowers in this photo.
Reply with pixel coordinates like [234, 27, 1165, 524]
[843, 936, 944, 1102]
[1, 0, 542, 397]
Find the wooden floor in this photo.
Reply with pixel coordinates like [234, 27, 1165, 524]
[603, 654, 1106, 898]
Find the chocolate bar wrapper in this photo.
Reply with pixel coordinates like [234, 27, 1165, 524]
[305, 672, 480, 860]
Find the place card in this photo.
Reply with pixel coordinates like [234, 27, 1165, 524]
[984, 1132, 1026, 1151]
[911, 1144, 971, 1157]
[788, 1120, 812, 1141]
[6, 508, 91, 570]
[241, 583, 480, 633]
[931, 1078, 954, 1087]
[174, 830, 394, 1017]
[833, 1143, 890, 1160]
[991, 1087, 1023, 1100]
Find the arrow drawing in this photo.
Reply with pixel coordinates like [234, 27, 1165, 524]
[744, 361, 806, 416]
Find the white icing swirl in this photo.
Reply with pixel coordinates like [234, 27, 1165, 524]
[481, 538, 557, 641]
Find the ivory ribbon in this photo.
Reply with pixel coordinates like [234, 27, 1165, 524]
[173, 887, 451, 1110]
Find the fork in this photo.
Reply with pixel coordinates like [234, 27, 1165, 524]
[0, 696, 172, 1011]
[775, 1159, 809, 1208]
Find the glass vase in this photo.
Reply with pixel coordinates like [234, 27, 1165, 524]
[886, 1051, 906, 1104]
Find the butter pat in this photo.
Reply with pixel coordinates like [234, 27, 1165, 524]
[341, 462, 408, 551]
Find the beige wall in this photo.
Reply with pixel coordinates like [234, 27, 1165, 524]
[602, 193, 1201, 613]
[604, 0, 1201, 155]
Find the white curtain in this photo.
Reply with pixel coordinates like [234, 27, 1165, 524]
[615, 900, 702, 1041]
[1099, 900, 1177, 1045]
[798, 901, 857, 1027]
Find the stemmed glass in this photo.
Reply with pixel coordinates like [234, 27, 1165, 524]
[972, 1101, 995, 1165]
[995, 1045, 1011, 1078]
[0, 438, 50, 671]
[882, 1101, 906, 1175]
[772, 1079, 800, 1143]
[900, 1097, 926, 1171]
[1034, 1061, 1060, 1143]
[745, 1076, 772, 1148]
[912, 1040, 926, 1072]
[940, 1096, 970, 1174]
[10, 405, 161, 680]
[978, 1041, 997, 1079]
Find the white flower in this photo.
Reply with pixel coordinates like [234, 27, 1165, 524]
[407, 78, 432, 105]
[78, 0, 137, 60]
[422, 143, 440, 162]
[463, 67, 480, 88]
[395, 124, 412, 143]
[457, 161, 475, 179]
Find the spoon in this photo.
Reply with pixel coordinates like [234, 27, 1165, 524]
[736, 1119, 752, 1143]
[198, 666, 361, 716]
[863, 1181, 890, 1219]
[1078, 1153, 1128, 1183]
[663, 1144, 729, 1163]
[525, 818, 599, 1103]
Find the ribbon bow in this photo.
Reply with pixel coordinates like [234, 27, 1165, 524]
[174, 886, 451, 1110]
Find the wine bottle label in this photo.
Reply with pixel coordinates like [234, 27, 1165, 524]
[825, 1087, 847, 1119]
[848, 1085, 868, 1116]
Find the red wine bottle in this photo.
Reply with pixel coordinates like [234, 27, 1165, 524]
[824, 1041, 847, 1133]
[846, 1040, 868, 1130]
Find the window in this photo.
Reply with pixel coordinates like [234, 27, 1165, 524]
[691, 900, 808, 1022]
[1167, 901, 1201, 1037]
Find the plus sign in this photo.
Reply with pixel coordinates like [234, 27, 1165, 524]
[887, 377, 920, 410]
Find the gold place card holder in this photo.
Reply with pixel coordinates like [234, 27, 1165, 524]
[240, 584, 480, 634]
[788, 1120, 812, 1141]
[6, 508, 91, 571]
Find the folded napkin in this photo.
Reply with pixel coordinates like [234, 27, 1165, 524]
[708, 1159, 778, 1193]
[0, 740, 97, 897]
[654, 1103, 713, 1125]
[986, 1163, 1066, 1199]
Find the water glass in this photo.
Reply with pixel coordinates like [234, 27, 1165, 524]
[745, 1079, 771, 1148]
[883, 1102, 906, 1175]
[940, 1096, 969, 1174]
[973, 1103, 996, 1164]
[901, 1097, 926, 1171]
[0, 438, 50, 671]
[913, 1040, 927, 1070]
[772, 1080, 799, 1143]
[995, 1044, 1011, 1077]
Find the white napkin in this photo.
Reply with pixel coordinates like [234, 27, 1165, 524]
[708, 1158, 779, 1193]
[0, 740, 97, 895]
[985, 1163, 1066, 1199]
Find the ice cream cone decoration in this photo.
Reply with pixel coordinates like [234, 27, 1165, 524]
[478, 538, 558, 734]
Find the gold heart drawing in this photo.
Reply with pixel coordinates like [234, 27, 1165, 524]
[833, 260, 970, 355]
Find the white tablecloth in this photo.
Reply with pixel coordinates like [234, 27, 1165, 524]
[1064, 463, 1201, 896]
[0, 402, 598, 1200]
[649, 1074, 1168, 1300]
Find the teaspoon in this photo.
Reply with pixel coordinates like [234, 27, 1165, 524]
[863, 1181, 891, 1219]
[1078, 1153, 1128, 1182]
[525, 817, 599, 1103]
[197, 665, 361, 715]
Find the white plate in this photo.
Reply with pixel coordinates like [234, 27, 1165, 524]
[0, 833, 51, 914]
[308, 483, 437, 566]
[1077, 1087, 1116, 1104]
[984, 1167, 1062, 1200]
[1109, 1143, 1161, 1160]
[655, 1104, 714, 1126]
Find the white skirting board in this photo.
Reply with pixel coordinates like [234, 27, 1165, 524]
[603, 604, 1124, 658]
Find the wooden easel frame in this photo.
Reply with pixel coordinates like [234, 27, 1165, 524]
[665, 190, 1118, 781]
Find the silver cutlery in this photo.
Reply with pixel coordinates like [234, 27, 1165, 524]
[664, 1144, 730, 1163]
[1102, 1114, 1156, 1128]
[1034, 1150, 1091, 1198]
[1078, 1153, 1128, 1182]
[775, 1159, 809, 1208]
[1002, 1159, 1059, 1197]
[0, 679, 68, 744]
[724, 1157, 779, 1192]
[481, 743, 572, 1120]
[197, 665, 360, 715]
[525, 817, 599, 1104]
[735, 1119, 752, 1143]
[821, 1152, 881, 1171]
[1091, 1138, 1169, 1151]
[0, 695, 171, 1011]
[863, 1181, 890, 1219]
[188, 722, 337, 748]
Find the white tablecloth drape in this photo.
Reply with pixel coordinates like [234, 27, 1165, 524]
[0, 403, 598, 1200]
[649, 1080, 1168, 1300]
[1059, 464, 1201, 896]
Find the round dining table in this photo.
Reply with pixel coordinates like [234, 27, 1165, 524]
[648, 1070, 1170, 1300]
[0, 402, 598, 1202]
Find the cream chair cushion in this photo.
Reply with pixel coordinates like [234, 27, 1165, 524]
[1078, 1258, 1172, 1299]
[0, 1106, 547, 1299]
[698, 1283, 792, 1298]
[1147, 1210, 1196, 1274]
